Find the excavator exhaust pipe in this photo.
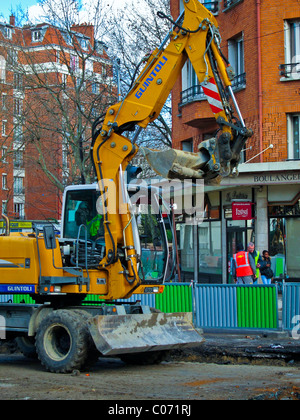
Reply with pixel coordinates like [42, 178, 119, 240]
[88, 312, 204, 356]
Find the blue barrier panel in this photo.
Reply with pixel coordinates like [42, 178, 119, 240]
[0, 295, 13, 303]
[194, 284, 238, 328]
[282, 283, 300, 331]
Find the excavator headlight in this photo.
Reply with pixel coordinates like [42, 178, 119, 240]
[49, 285, 62, 293]
[143, 286, 160, 293]
[143, 286, 165, 294]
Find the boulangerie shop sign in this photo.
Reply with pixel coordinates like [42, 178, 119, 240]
[232, 201, 253, 220]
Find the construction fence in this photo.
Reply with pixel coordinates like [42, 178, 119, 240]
[3, 282, 300, 332]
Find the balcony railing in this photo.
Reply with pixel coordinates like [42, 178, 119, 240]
[179, 85, 206, 109]
[224, 0, 243, 9]
[231, 72, 246, 91]
[179, 73, 246, 109]
[279, 63, 300, 78]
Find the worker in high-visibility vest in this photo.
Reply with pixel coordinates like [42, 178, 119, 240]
[232, 243, 257, 285]
[86, 213, 104, 240]
[247, 242, 262, 284]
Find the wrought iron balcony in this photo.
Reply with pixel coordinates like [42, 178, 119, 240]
[279, 63, 300, 78]
[179, 73, 246, 109]
[231, 72, 246, 91]
[224, 0, 243, 9]
[179, 85, 206, 109]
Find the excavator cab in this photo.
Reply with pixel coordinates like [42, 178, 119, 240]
[61, 183, 173, 283]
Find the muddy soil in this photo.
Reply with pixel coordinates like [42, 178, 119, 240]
[0, 352, 299, 401]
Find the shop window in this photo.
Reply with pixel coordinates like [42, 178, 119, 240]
[198, 220, 222, 283]
[204, 193, 220, 220]
[178, 220, 222, 283]
[269, 200, 300, 280]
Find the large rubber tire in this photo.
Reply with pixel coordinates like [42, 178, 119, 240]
[15, 336, 37, 359]
[35, 309, 91, 373]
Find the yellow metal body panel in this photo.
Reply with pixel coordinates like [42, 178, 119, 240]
[0, 233, 39, 287]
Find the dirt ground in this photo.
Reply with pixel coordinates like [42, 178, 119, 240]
[0, 352, 299, 401]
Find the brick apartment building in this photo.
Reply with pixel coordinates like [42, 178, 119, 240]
[171, 0, 300, 283]
[0, 16, 115, 223]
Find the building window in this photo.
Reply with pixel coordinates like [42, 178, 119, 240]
[70, 54, 79, 72]
[102, 64, 107, 77]
[13, 98, 22, 117]
[13, 150, 24, 168]
[2, 120, 7, 136]
[4, 26, 12, 39]
[32, 30, 42, 42]
[92, 81, 99, 94]
[2, 200, 7, 215]
[79, 38, 88, 50]
[13, 176, 24, 195]
[280, 20, 300, 79]
[287, 114, 300, 159]
[14, 73, 23, 90]
[14, 124, 23, 143]
[14, 203, 25, 219]
[61, 74, 67, 89]
[7, 48, 18, 66]
[182, 139, 193, 152]
[179, 60, 205, 108]
[2, 147, 7, 163]
[228, 35, 246, 91]
[0, 55, 6, 83]
[2, 93, 7, 110]
[2, 174, 7, 190]
[0, 55, 5, 83]
[86, 59, 93, 74]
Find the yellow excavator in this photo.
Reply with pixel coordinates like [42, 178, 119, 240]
[0, 0, 252, 372]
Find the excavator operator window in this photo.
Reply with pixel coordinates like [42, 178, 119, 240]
[63, 188, 104, 242]
[137, 206, 168, 281]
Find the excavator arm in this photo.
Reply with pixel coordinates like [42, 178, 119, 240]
[91, 0, 252, 294]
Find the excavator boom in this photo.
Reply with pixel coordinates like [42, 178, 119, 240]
[91, 0, 252, 290]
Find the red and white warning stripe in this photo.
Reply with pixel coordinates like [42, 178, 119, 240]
[201, 77, 224, 114]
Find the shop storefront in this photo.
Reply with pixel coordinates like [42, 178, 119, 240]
[178, 161, 300, 284]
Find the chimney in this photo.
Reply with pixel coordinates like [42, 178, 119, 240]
[10, 15, 15, 26]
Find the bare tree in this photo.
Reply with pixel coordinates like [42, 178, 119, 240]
[0, 0, 117, 194]
[105, 0, 173, 160]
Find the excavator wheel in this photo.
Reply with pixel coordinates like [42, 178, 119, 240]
[15, 336, 37, 359]
[35, 309, 91, 373]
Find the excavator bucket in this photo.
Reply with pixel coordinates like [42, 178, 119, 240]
[88, 312, 204, 356]
[141, 147, 210, 180]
